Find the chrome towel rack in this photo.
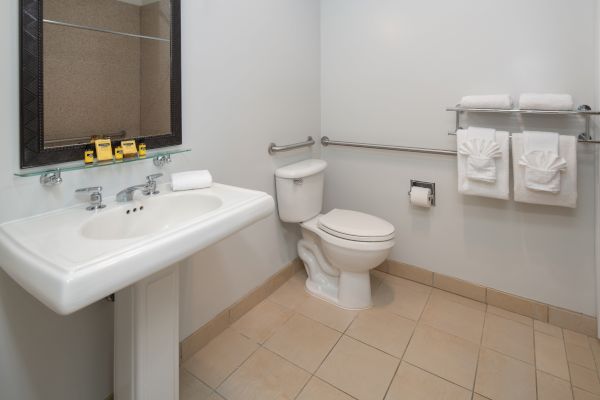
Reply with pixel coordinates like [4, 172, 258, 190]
[447, 105, 600, 141]
[268, 136, 315, 154]
[321, 136, 457, 156]
[447, 131, 600, 144]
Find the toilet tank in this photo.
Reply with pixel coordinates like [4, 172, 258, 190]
[275, 159, 327, 223]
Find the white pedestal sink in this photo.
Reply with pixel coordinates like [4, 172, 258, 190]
[0, 183, 274, 400]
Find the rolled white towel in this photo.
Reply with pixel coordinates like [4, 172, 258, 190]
[459, 95, 513, 110]
[519, 93, 574, 111]
[171, 170, 213, 191]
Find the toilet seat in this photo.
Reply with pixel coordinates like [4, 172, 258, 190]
[318, 209, 395, 242]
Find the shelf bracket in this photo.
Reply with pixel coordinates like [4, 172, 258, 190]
[39, 169, 62, 186]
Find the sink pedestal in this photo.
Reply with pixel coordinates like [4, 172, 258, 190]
[114, 264, 180, 400]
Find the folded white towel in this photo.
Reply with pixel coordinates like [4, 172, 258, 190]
[171, 170, 213, 191]
[519, 93, 574, 111]
[524, 130, 559, 154]
[457, 129, 509, 200]
[512, 134, 577, 208]
[519, 152, 567, 193]
[459, 94, 513, 110]
[519, 131, 566, 193]
[458, 127, 502, 183]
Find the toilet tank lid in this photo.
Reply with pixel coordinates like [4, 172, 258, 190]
[275, 159, 327, 179]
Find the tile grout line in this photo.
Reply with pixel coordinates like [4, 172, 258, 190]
[559, 328, 578, 398]
[212, 308, 304, 400]
[562, 329, 600, 398]
[590, 337, 600, 385]
[402, 360, 474, 394]
[212, 338, 263, 398]
[293, 326, 347, 400]
[381, 286, 435, 399]
[469, 307, 487, 399]
[532, 318, 540, 400]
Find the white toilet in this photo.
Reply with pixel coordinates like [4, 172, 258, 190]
[275, 159, 395, 310]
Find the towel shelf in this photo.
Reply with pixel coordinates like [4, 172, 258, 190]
[446, 105, 600, 116]
[447, 131, 600, 144]
[447, 104, 600, 141]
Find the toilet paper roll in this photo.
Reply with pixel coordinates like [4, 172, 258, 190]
[410, 187, 432, 208]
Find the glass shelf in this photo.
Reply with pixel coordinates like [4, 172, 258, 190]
[15, 148, 191, 178]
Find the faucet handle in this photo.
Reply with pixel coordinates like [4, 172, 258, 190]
[75, 186, 106, 211]
[145, 173, 162, 196]
[146, 173, 163, 182]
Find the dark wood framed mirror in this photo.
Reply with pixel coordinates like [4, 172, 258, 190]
[19, 0, 181, 169]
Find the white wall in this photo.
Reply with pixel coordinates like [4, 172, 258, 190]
[321, 0, 598, 315]
[177, 0, 320, 339]
[0, 0, 320, 398]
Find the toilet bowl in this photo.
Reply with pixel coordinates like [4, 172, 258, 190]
[275, 159, 395, 310]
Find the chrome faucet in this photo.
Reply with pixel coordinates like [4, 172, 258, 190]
[76, 186, 106, 211]
[116, 174, 163, 202]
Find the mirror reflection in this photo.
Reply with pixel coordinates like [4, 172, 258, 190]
[43, 0, 172, 148]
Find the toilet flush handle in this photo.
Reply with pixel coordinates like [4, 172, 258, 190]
[293, 178, 303, 185]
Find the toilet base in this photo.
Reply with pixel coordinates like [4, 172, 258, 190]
[304, 271, 372, 310]
[298, 237, 373, 310]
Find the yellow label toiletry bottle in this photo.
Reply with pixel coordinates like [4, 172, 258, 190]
[121, 139, 138, 158]
[84, 144, 94, 164]
[95, 138, 114, 162]
[138, 138, 147, 158]
[114, 142, 124, 161]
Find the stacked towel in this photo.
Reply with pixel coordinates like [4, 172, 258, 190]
[457, 127, 509, 200]
[519, 93, 574, 111]
[458, 127, 502, 182]
[459, 95, 513, 110]
[519, 132, 566, 193]
[171, 170, 213, 191]
[512, 133, 577, 208]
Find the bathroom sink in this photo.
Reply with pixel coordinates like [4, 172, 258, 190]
[81, 192, 223, 240]
[0, 183, 274, 314]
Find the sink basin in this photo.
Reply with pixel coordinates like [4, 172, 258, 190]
[0, 183, 274, 314]
[81, 192, 223, 240]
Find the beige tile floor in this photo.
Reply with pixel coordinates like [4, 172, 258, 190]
[181, 270, 600, 400]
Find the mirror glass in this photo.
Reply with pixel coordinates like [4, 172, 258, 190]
[42, 0, 172, 148]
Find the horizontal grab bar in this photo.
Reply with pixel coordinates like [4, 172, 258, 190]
[320, 136, 457, 156]
[268, 136, 315, 154]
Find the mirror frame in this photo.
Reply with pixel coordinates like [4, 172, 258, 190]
[19, 0, 182, 169]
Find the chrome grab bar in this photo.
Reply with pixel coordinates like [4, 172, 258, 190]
[321, 132, 600, 157]
[268, 136, 315, 154]
[320, 136, 457, 156]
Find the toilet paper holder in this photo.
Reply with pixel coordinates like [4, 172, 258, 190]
[409, 180, 436, 206]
